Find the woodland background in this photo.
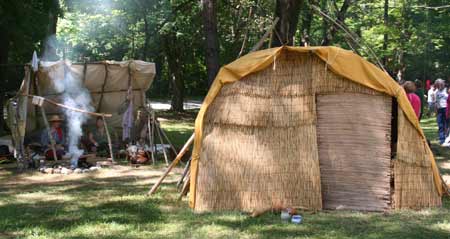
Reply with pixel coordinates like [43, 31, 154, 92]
[0, 0, 449, 113]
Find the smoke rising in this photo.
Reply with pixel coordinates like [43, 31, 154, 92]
[54, 61, 93, 167]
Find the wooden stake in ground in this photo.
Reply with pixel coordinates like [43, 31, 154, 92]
[155, 117, 169, 166]
[177, 157, 191, 188]
[102, 115, 115, 162]
[178, 175, 190, 200]
[147, 116, 155, 164]
[156, 121, 178, 155]
[147, 134, 194, 196]
[151, 111, 157, 159]
[40, 109, 58, 161]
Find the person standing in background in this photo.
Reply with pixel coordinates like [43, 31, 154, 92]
[427, 83, 437, 117]
[426, 79, 431, 91]
[414, 80, 425, 120]
[403, 81, 421, 119]
[435, 79, 448, 144]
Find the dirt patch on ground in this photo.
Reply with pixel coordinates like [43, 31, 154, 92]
[0, 162, 184, 190]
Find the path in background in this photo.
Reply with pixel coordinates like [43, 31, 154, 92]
[150, 100, 202, 110]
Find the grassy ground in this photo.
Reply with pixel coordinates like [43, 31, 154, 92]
[156, 109, 196, 149]
[0, 113, 449, 239]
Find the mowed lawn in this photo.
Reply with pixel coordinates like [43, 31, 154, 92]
[0, 114, 450, 239]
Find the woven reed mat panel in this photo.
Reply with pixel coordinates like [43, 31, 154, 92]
[317, 93, 392, 211]
[394, 109, 441, 209]
[310, 55, 383, 96]
[195, 52, 322, 212]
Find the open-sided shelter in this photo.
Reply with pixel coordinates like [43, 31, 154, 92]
[6, 60, 155, 156]
[189, 46, 444, 212]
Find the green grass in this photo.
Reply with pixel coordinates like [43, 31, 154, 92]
[156, 109, 197, 149]
[0, 113, 449, 239]
[420, 117, 450, 162]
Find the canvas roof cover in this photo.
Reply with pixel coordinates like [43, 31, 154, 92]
[189, 46, 444, 209]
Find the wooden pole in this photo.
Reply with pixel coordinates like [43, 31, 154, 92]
[96, 63, 108, 112]
[178, 175, 190, 200]
[40, 109, 58, 161]
[102, 115, 115, 162]
[147, 134, 194, 195]
[155, 116, 169, 166]
[24, 95, 112, 117]
[33, 73, 58, 161]
[151, 111, 157, 161]
[155, 121, 177, 155]
[147, 116, 155, 164]
[177, 157, 191, 188]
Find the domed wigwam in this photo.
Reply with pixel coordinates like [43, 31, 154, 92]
[188, 46, 445, 213]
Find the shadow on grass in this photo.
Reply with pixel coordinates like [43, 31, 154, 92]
[0, 176, 164, 237]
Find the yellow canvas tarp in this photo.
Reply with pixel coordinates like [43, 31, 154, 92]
[189, 46, 444, 208]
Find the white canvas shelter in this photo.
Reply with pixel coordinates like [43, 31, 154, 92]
[6, 60, 156, 156]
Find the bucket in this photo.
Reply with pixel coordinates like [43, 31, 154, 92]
[291, 215, 303, 224]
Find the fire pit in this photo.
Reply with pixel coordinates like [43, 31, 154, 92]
[38, 153, 102, 175]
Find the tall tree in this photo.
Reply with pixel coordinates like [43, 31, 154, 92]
[271, 0, 302, 47]
[42, 0, 60, 60]
[321, 0, 352, 45]
[202, 0, 220, 87]
[162, 31, 184, 112]
[382, 0, 389, 66]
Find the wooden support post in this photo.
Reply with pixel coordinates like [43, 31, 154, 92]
[40, 108, 58, 161]
[178, 175, 190, 200]
[147, 116, 155, 164]
[147, 134, 194, 195]
[151, 111, 157, 160]
[102, 115, 115, 162]
[82, 60, 87, 84]
[155, 116, 169, 166]
[177, 157, 191, 188]
[34, 72, 58, 161]
[96, 63, 108, 112]
[155, 121, 177, 155]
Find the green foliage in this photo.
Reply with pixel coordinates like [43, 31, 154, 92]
[2, 0, 450, 97]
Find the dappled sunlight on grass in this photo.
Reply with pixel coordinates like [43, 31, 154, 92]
[0, 114, 449, 238]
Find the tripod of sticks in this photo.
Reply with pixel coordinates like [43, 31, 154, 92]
[142, 107, 178, 166]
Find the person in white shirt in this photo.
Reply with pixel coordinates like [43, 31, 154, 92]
[427, 84, 437, 116]
[435, 79, 448, 144]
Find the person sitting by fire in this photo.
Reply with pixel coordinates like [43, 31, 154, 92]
[40, 115, 66, 160]
[87, 116, 109, 156]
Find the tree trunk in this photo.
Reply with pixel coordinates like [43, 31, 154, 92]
[271, 0, 302, 47]
[0, 30, 9, 68]
[202, 0, 220, 87]
[163, 34, 184, 112]
[143, 17, 150, 60]
[300, 2, 313, 46]
[0, 30, 9, 135]
[382, 0, 389, 66]
[42, 0, 59, 61]
[321, 0, 352, 46]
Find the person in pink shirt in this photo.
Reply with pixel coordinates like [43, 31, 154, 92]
[403, 81, 421, 119]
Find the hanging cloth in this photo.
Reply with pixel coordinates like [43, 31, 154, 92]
[122, 86, 134, 141]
